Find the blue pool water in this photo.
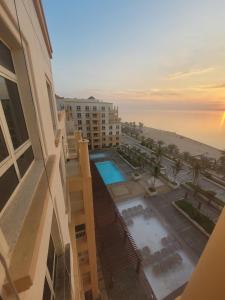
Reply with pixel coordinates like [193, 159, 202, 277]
[95, 160, 126, 185]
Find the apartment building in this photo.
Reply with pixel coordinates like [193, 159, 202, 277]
[0, 1, 99, 300]
[57, 97, 121, 150]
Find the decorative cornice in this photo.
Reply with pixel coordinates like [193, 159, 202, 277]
[33, 0, 53, 58]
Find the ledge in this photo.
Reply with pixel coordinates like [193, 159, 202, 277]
[3, 155, 56, 293]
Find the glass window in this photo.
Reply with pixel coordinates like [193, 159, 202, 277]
[0, 126, 8, 162]
[0, 76, 29, 149]
[17, 146, 34, 177]
[0, 165, 19, 211]
[0, 41, 15, 73]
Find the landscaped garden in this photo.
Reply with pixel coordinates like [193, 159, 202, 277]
[175, 199, 215, 234]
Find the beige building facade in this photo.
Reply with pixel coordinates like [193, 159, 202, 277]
[0, 1, 99, 299]
[57, 97, 121, 150]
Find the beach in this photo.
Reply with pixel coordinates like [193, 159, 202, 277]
[142, 126, 222, 160]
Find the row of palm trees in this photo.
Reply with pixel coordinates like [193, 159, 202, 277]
[118, 144, 184, 189]
[123, 125, 225, 178]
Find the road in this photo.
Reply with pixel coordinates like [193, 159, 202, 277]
[122, 134, 225, 201]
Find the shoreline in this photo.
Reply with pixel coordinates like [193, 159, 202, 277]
[141, 126, 222, 160]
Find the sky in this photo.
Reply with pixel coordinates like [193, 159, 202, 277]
[42, 0, 225, 111]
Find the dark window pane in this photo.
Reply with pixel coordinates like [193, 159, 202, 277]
[0, 76, 29, 149]
[47, 236, 55, 279]
[75, 224, 85, 232]
[42, 278, 51, 300]
[0, 126, 8, 162]
[0, 165, 19, 211]
[0, 41, 15, 73]
[17, 146, 34, 177]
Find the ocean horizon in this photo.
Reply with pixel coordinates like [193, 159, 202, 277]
[118, 108, 225, 150]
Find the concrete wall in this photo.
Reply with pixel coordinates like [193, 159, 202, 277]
[0, 1, 75, 299]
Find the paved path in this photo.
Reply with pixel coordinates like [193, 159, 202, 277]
[146, 188, 208, 260]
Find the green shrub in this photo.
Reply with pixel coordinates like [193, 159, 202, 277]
[176, 200, 215, 234]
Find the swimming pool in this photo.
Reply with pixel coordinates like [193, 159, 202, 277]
[95, 160, 126, 185]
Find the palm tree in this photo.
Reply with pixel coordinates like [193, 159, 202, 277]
[146, 138, 155, 150]
[172, 159, 183, 182]
[182, 151, 191, 162]
[192, 159, 201, 186]
[150, 163, 160, 190]
[155, 144, 164, 164]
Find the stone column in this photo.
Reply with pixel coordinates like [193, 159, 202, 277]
[79, 140, 99, 299]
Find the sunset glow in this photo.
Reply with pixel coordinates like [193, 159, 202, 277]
[220, 112, 225, 128]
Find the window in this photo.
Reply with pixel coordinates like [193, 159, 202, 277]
[109, 126, 112, 129]
[116, 131, 119, 134]
[43, 235, 57, 300]
[102, 126, 105, 130]
[78, 120, 82, 125]
[46, 81, 57, 133]
[0, 41, 15, 73]
[92, 120, 97, 125]
[93, 114, 97, 118]
[102, 143, 106, 147]
[85, 106, 89, 111]
[0, 43, 34, 212]
[116, 125, 120, 129]
[101, 106, 105, 111]
[116, 137, 119, 140]
[87, 133, 91, 137]
[102, 113, 105, 118]
[76, 106, 81, 111]
[17, 146, 34, 177]
[86, 127, 90, 131]
[93, 127, 98, 131]
[78, 127, 82, 130]
[94, 133, 98, 137]
[102, 120, 105, 124]
[102, 132, 105, 136]
[109, 131, 112, 135]
[93, 106, 97, 111]
[1, 77, 29, 149]
[0, 126, 8, 162]
[77, 113, 81, 118]
[75, 224, 86, 239]
[109, 137, 113, 141]
[86, 120, 90, 125]
[85, 113, 90, 118]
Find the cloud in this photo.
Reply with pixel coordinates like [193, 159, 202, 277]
[167, 67, 215, 80]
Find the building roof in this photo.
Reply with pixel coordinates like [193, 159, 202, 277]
[57, 97, 113, 105]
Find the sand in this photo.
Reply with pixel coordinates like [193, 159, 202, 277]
[142, 127, 222, 160]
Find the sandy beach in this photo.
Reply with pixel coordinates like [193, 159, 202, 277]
[142, 127, 222, 160]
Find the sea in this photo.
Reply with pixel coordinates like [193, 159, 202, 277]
[119, 108, 225, 150]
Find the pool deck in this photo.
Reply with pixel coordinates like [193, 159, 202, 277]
[91, 149, 208, 300]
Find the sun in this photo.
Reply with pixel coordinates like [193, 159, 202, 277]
[220, 112, 225, 128]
